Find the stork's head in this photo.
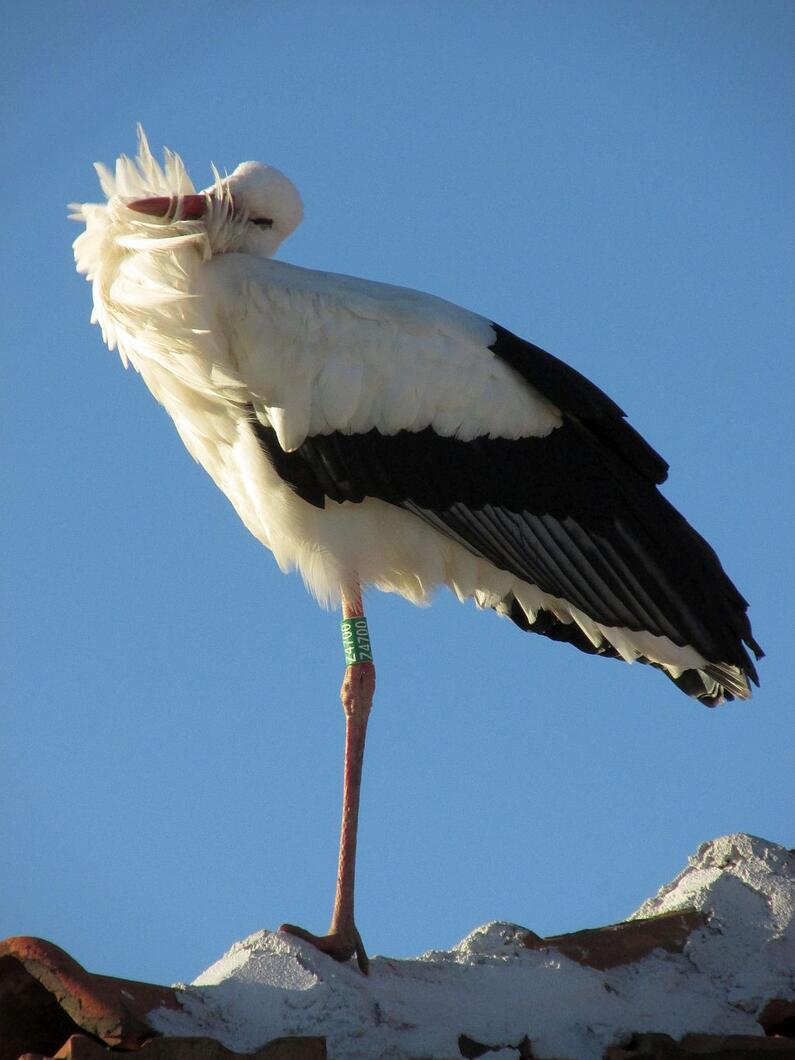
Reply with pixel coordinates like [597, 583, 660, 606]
[124, 169, 302, 270]
[71, 128, 304, 360]
[223, 161, 304, 254]
[72, 127, 303, 274]
[125, 159, 303, 259]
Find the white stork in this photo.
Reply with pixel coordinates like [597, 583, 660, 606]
[72, 130, 762, 973]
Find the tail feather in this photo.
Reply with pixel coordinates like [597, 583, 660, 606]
[496, 593, 759, 707]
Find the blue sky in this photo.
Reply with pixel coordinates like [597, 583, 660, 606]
[3, 2, 793, 987]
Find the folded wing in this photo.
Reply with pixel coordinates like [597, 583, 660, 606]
[216, 258, 761, 703]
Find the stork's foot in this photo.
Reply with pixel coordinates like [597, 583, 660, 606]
[279, 922, 369, 974]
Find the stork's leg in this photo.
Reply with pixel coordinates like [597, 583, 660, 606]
[280, 588, 374, 973]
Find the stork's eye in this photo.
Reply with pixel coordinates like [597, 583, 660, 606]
[252, 217, 274, 229]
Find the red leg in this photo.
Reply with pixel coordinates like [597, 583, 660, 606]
[280, 588, 374, 973]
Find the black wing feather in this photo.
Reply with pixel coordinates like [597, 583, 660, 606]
[251, 415, 761, 685]
[246, 321, 761, 699]
[489, 323, 669, 485]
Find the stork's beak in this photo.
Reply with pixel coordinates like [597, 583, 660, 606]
[125, 194, 210, 220]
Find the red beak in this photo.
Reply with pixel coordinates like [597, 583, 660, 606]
[125, 193, 211, 220]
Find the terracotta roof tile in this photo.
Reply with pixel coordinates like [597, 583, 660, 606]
[0, 937, 325, 1060]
